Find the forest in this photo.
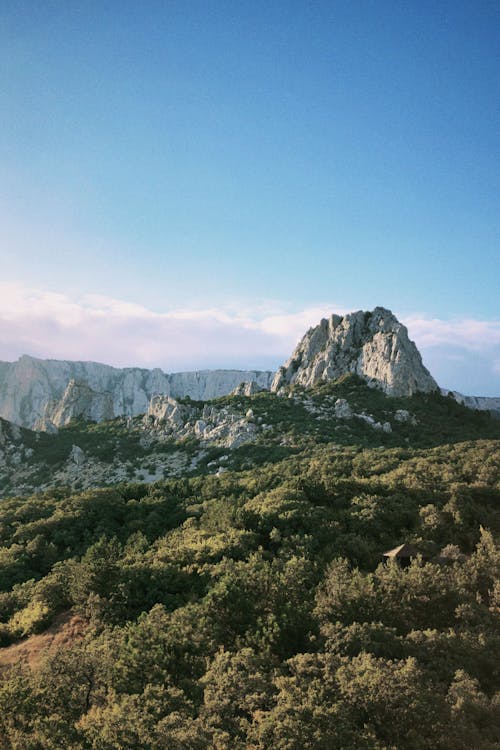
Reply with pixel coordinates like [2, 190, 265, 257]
[0, 436, 498, 748]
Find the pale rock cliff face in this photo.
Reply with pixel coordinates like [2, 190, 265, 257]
[35, 380, 115, 430]
[167, 370, 272, 401]
[271, 307, 438, 397]
[0, 355, 273, 429]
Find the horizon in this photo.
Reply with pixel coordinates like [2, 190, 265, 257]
[1, 2, 499, 395]
[1, 299, 499, 397]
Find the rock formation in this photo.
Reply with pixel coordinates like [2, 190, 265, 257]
[231, 380, 266, 396]
[271, 307, 438, 397]
[35, 380, 115, 430]
[0, 355, 273, 429]
[144, 395, 258, 449]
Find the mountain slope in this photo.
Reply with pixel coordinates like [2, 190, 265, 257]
[2, 375, 499, 498]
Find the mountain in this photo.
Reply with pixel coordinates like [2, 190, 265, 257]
[0, 355, 273, 429]
[1, 308, 498, 433]
[272, 307, 438, 396]
[441, 389, 500, 418]
[1, 313, 499, 748]
[2, 372, 499, 499]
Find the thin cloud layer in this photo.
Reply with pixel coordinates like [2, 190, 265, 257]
[0, 282, 498, 394]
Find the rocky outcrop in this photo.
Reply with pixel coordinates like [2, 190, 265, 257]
[272, 307, 438, 397]
[143, 395, 258, 449]
[0, 417, 33, 477]
[231, 380, 266, 397]
[0, 355, 273, 429]
[35, 380, 115, 430]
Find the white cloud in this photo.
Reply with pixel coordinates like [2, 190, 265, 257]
[402, 314, 500, 351]
[0, 281, 339, 370]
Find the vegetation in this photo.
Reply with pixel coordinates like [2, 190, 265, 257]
[0, 426, 499, 747]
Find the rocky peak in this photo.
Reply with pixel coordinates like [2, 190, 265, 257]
[271, 307, 438, 397]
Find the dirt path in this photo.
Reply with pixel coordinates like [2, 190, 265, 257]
[0, 610, 87, 672]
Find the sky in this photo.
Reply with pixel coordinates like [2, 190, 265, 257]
[0, 1, 499, 394]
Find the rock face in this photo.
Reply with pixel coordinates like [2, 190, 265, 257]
[0, 355, 273, 429]
[35, 380, 115, 430]
[271, 307, 438, 397]
[0, 417, 31, 477]
[168, 371, 272, 401]
[231, 380, 266, 397]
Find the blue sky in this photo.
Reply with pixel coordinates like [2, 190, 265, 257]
[1, 1, 499, 393]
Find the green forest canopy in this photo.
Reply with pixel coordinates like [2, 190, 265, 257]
[0, 437, 499, 748]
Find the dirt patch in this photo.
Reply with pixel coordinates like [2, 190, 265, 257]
[0, 610, 87, 673]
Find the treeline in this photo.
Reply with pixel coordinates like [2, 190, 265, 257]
[0, 440, 499, 748]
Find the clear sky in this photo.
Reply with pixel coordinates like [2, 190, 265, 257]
[1, 1, 499, 394]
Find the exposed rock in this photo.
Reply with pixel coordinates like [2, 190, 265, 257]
[442, 389, 500, 418]
[168, 370, 272, 401]
[231, 380, 266, 396]
[334, 398, 353, 419]
[35, 380, 115, 430]
[147, 395, 188, 427]
[70, 445, 85, 466]
[271, 307, 438, 397]
[142, 395, 258, 450]
[0, 355, 273, 429]
[395, 409, 417, 425]
[355, 412, 392, 432]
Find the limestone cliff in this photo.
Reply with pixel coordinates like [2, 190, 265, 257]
[271, 307, 438, 397]
[34, 380, 115, 430]
[0, 355, 273, 429]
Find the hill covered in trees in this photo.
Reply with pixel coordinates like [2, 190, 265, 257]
[0, 424, 499, 747]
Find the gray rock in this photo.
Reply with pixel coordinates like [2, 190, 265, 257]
[0, 354, 273, 429]
[395, 409, 411, 422]
[442, 389, 500, 418]
[334, 398, 354, 419]
[35, 379, 115, 430]
[194, 419, 207, 437]
[271, 307, 438, 397]
[70, 445, 85, 466]
[231, 380, 266, 396]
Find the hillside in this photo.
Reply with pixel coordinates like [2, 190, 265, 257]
[0, 308, 499, 748]
[0, 437, 498, 747]
[1, 375, 499, 498]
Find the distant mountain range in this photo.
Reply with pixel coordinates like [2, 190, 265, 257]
[0, 306, 498, 432]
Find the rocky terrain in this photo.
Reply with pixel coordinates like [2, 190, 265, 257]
[272, 307, 438, 396]
[1, 308, 498, 434]
[0, 354, 273, 429]
[1, 306, 499, 498]
[1, 372, 499, 498]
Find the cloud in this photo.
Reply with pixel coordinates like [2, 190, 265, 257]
[0, 281, 339, 371]
[0, 282, 498, 394]
[402, 314, 500, 351]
